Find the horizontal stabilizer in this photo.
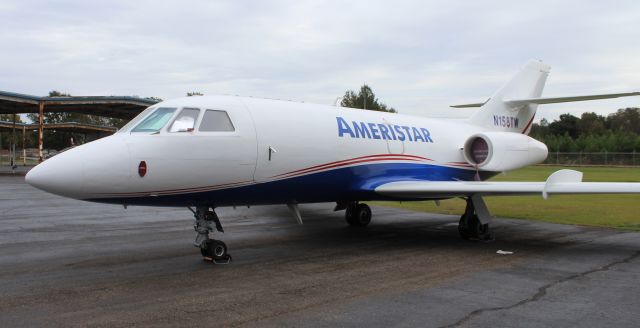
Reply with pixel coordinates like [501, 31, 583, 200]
[375, 169, 640, 198]
[452, 91, 640, 108]
[450, 100, 488, 108]
[505, 91, 640, 106]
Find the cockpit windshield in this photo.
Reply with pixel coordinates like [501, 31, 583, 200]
[117, 106, 156, 133]
[130, 107, 177, 133]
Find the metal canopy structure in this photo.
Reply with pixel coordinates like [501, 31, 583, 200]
[0, 121, 117, 134]
[0, 90, 158, 120]
[0, 90, 159, 162]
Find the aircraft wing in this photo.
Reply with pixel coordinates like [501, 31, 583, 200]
[375, 169, 640, 199]
[450, 91, 640, 108]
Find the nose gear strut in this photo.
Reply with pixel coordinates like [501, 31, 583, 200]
[190, 206, 232, 264]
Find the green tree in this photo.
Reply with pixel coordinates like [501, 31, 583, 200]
[529, 118, 550, 139]
[549, 114, 579, 138]
[340, 85, 397, 113]
[0, 114, 32, 149]
[0, 114, 22, 122]
[607, 108, 640, 134]
[145, 96, 163, 102]
[577, 112, 606, 135]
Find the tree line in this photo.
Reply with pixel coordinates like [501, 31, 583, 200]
[530, 108, 640, 152]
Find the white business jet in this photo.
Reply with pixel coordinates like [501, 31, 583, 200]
[26, 60, 640, 262]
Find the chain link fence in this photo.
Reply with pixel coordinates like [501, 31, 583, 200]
[542, 152, 639, 166]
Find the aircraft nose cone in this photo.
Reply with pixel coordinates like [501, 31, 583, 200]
[26, 150, 86, 199]
[25, 135, 130, 200]
[26, 135, 131, 200]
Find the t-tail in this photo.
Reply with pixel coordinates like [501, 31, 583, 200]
[467, 60, 550, 135]
[453, 60, 640, 135]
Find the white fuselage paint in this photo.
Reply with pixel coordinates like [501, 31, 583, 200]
[26, 95, 492, 206]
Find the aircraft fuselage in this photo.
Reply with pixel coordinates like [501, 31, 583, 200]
[26, 95, 490, 207]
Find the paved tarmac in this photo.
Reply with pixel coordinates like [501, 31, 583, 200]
[0, 164, 32, 175]
[1, 175, 639, 327]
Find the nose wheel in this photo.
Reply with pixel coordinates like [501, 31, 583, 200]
[191, 206, 232, 264]
[200, 239, 232, 264]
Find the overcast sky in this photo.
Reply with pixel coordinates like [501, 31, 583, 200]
[1, 0, 639, 121]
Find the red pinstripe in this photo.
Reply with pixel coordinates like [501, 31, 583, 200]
[93, 154, 471, 198]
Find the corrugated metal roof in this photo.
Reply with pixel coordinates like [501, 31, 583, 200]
[0, 90, 160, 119]
[0, 120, 117, 133]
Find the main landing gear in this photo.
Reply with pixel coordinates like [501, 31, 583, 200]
[344, 202, 372, 227]
[192, 206, 232, 264]
[458, 196, 493, 241]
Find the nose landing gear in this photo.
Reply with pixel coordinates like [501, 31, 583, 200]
[191, 206, 232, 264]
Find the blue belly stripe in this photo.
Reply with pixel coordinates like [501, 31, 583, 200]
[87, 162, 480, 207]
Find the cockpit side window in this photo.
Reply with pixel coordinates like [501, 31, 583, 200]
[169, 108, 200, 132]
[198, 110, 235, 132]
[131, 107, 177, 133]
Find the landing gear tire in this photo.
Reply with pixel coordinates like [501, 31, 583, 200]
[346, 203, 372, 227]
[192, 206, 232, 264]
[458, 199, 493, 241]
[458, 214, 490, 240]
[200, 239, 227, 259]
[458, 215, 493, 240]
[200, 239, 232, 264]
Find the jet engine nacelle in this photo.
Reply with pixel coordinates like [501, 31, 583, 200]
[462, 132, 548, 172]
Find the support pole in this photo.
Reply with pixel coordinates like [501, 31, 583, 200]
[38, 101, 44, 163]
[22, 125, 26, 166]
[11, 114, 16, 171]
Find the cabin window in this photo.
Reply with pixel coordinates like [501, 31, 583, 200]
[169, 108, 200, 132]
[131, 107, 177, 132]
[198, 110, 235, 132]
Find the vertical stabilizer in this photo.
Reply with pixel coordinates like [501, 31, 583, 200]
[469, 60, 550, 134]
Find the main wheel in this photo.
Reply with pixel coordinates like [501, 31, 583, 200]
[459, 214, 491, 240]
[458, 214, 470, 239]
[345, 204, 357, 226]
[347, 203, 372, 227]
[200, 239, 228, 260]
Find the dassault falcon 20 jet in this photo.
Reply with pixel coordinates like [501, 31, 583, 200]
[26, 60, 640, 263]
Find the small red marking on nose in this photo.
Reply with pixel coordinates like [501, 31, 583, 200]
[138, 161, 147, 177]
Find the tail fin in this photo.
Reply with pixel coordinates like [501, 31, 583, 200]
[469, 60, 550, 134]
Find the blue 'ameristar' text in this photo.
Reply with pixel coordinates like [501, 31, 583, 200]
[336, 117, 434, 143]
